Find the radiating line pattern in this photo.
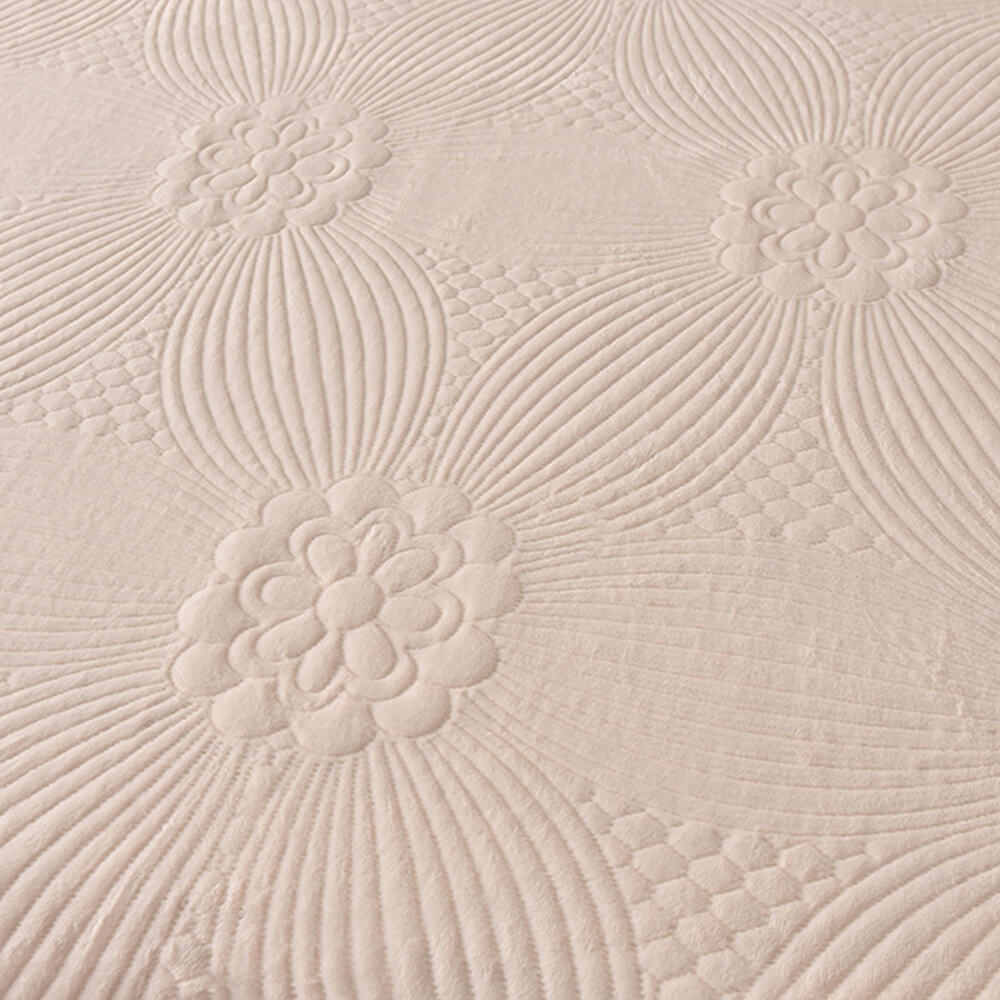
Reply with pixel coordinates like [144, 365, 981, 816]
[485, 536, 1000, 836]
[747, 827, 1000, 999]
[3, 0, 1000, 997]
[0, 427, 642, 996]
[162, 223, 447, 495]
[0, 0, 144, 63]
[194, 735, 641, 999]
[0, 0, 610, 410]
[6, 251, 1000, 994]
[615, 0, 1000, 603]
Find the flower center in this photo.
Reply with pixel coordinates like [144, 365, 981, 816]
[712, 144, 967, 302]
[251, 147, 297, 175]
[317, 576, 384, 630]
[814, 201, 865, 233]
[152, 97, 390, 238]
[169, 479, 521, 757]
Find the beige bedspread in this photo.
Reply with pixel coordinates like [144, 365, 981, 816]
[2, 1, 999, 997]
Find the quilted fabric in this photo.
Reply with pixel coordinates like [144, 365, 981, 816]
[2, 1, 1000, 997]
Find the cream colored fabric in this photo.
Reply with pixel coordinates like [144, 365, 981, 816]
[1, 1, 999, 997]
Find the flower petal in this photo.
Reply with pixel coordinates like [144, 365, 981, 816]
[449, 516, 516, 562]
[719, 244, 772, 275]
[170, 642, 240, 696]
[260, 573, 319, 611]
[292, 153, 338, 181]
[759, 262, 823, 298]
[282, 191, 343, 227]
[825, 267, 889, 303]
[176, 198, 230, 229]
[890, 258, 940, 290]
[232, 205, 285, 238]
[866, 205, 911, 235]
[816, 233, 849, 270]
[830, 169, 860, 201]
[380, 595, 442, 633]
[344, 649, 416, 702]
[207, 165, 256, 193]
[852, 147, 910, 177]
[355, 522, 401, 574]
[214, 526, 289, 578]
[288, 694, 375, 755]
[852, 182, 898, 212]
[255, 611, 325, 661]
[792, 144, 844, 174]
[317, 576, 384, 630]
[296, 633, 342, 693]
[326, 477, 400, 523]
[413, 625, 498, 687]
[177, 582, 251, 643]
[263, 491, 330, 534]
[710, 211, 767, 245]
[778, 223, 827, 254]
[399, 485, 471, 532]
[370, 680, 451, 738]
[790, 178, 832, 209]
[310, 100, 361, 130]
[305, 534, 356, 581]
[376, 548, 438, 593]
[210, 679, 286, 738]
[448, 566, 522, 620]
[721, 175, 778, 207]
[899, 165, 952, 193]
[343, 623, 397, 680]
[845, 228, 890, 260]
[916, 229, 965, 260]
[921, 192, 968, 224]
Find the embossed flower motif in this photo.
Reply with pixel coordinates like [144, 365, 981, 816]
[615, 0, 1000, 612]
[713, 145, 967, 302]
[170, 478, 520, 755]
[0, 0, 611, 396]
[152, 98, 389, 238]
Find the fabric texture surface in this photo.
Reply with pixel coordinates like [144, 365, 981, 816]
[2, 0, 1000, 997]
